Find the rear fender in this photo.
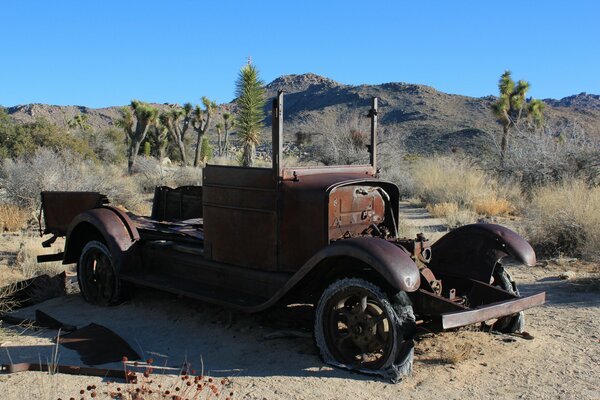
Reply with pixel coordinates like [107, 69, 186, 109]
[428, 224, 536, 283]
[291, 237, 421, 294]
[63, 206, 140, 272]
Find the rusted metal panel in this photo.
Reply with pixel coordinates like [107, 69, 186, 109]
[41, 191, 108, 236]
[203, 185, 276, 211]
[203, 164, 276, 187]
[441, 292, 546, 330]
[280, 175, 400, 272]
[203, 165, 278, 271]
[138, 241, 290, 298]
[328, 185, 385, 241]
[151, 186, 203, 221]
[280, 173, 376, 271]
[1, 363, 132, 381]
[282, 165, 375, 181]
[429, 223, 536, 284]
[58, 323, 140, 365]
[63, 207, 140, 267]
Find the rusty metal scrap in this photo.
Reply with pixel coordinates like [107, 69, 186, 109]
[1, 362, 135, 381]
[58, 323, 139, 365]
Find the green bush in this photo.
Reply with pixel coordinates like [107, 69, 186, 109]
[0, 115, 96, 160]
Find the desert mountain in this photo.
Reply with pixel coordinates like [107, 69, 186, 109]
[4, 73, 600, 154]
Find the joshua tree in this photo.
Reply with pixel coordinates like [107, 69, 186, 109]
[192, 96, 217, 167]
[67, 113, 91, 132]
[491, 70, 545, 161]
[234, 63, 266, 167]
[147, 119, 170, 160]
[222, 112, 234, 156]
[215, 122, 224, 156]
[117, 100, 158, 173]
[159, 102, 195, 165]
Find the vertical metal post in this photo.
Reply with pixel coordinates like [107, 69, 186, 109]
[272, 91, 284, 178]
[369, 97, 378, 172]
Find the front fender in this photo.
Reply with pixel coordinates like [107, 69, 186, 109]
[429, 223, 536, 282]
[291, 237, 421, 293]
[63, 206, 140, 269]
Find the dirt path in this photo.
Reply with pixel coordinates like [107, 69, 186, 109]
[0, 206, 598, 399]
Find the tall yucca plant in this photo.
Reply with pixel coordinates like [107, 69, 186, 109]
[491, 70, 544, 161]
[235, 63, 266, 167]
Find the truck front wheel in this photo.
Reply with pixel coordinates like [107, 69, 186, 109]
[314, 278, 415, 382]
[77, 240, 126, 306]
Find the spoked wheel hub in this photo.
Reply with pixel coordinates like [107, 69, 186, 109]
[323, 286, 395, 369]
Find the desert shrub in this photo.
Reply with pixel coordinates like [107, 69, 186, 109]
[14, 236, 66, 279]
[525, 180, 600, 259]
[0, 117, 96, 160]
[78, 127, 126, 164]
[488, 125, 600, 191]
[0, 204, 30, 231]
[132, 156, 203, 192]
[0, 148, 144, 213]
[412, 156, 519, 211]
[299, 111, 371, 166]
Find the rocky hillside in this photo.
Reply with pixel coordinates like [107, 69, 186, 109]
[4, 73, 600, 154]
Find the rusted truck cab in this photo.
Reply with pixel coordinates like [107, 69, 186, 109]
[39, 93, 545, 382]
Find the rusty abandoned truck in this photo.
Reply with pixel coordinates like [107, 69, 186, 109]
[37, 93, 545, 381]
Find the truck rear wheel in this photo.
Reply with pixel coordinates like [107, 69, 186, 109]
[77, 240, 126, 306]
[314, 278, 415, 382]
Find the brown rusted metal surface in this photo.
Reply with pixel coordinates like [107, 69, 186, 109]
[202, 164, 278, 270]
[428, 223, 536, 285]
[41, 191, 108, 236]
[328, 185, 385, 241]
[151, 185, 203, 221]
[441, 292, 546, 330]
[63, 207, 139, 265]
[58, 323, 140, 365]
[281, 164, 374, 181]
[1, 363, 133, 381]
[279, 174, 399, 271]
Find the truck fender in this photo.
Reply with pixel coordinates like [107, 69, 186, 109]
[428, 223, 536, 283]
[63, 206, 140, 271]
[287, 237, 421, 294]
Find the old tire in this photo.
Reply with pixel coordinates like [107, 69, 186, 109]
[314, 278, 415, 382]
[486, 265, 525, 333]
[77, 240, 127, 306]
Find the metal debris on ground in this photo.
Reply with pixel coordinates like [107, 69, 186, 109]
[57, 323, 140, 365]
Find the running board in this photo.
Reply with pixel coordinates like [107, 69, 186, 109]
[119, 272, 269, 310]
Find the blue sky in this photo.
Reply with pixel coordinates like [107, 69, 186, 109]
[1, 1, 598, 108]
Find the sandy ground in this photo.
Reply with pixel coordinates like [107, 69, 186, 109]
[0, 207, 598, 399]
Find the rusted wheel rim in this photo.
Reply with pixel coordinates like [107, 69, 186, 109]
[322, 287, 394, 369]
[80, 247, 115, 305]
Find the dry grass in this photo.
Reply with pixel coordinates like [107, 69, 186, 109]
[15, 236, 66, 280]
[412, 156, 520, 217]
[426, 202, 459, 218]
[0, 204, 30, 232]
[473, 196, 514, 217]
[444, 209, 479, 229]
[526, 180, 600, 259]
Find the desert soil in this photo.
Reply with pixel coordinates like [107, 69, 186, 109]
[0, 206, 598, 400]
